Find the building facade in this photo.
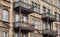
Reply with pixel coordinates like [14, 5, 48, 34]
[0, 0, 60, 37]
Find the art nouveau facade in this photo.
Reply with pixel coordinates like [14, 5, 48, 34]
[0, 0, 60, 37]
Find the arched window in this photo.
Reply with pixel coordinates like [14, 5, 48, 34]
[2, 9, 8, 21]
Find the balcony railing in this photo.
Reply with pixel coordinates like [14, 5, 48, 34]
[42, 13, 56, 22]
[13, 21, 35, 32]
[42, 29, 57, 35]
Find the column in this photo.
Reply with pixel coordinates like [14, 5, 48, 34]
[9, 0, 14, 37]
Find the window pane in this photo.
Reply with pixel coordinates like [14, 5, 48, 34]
[23, 16, 27, 22]
[23, 0, 28, 3]
[15, 0, 20, 2]
[2, 10, 8, 21]
[47, 9, 50, 13]
[43, 7, 46, 13]
[2, 32, 8, 37]
[16, 33, 19, 37]
[15, 14, 20, 22]
[32, 2, 40, 12]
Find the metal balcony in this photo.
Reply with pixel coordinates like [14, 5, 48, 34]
[14, 1, 34, 14]
[13, 21, 35, 32]
[42, 13, 56, 22]
[42, 29, 57, 35]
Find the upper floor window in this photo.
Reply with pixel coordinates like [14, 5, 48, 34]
[16, 33, 19, 37]
[32, 2, 40, 13]
[15, 14, 20, 27]
[57, 26, 60, 34]
[3, 0, 10, 3]
[43, 7, 46, 13]
[2, 9, 8, 21]
[59, 14, 60, 20]
[15, 0, 20, 2]
[23, 0, 28, 3]
[15, 14, 20, 22]
[23, 16, 28, 23]
[43, 0, 51, 3]
[54, 12, 57, 18]
[47, 9, 50, 14]
[6, 0, 10, 2]
[54, 12, 59, 20]
[31, 18, 40, 30]
[47, 22, 51, 30]
[2, 31, 8, 37]
[43, 21, 51, 30]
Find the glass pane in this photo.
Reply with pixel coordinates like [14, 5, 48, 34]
[15, 0, 20, 2]
[16, 33, 19, 37]
[2, 32, 8, 37]
[23, 0, 28, 3]
[23, 16, 27, 22]
[2, 10, 8, 21]
[15, 14, 20, 22]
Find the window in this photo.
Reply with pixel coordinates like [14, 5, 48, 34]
[22, 33, 28, 37]
[16, 33, 19, 37]
[15, 14, 20, 22]
[54, 0, 58, 7]
[43, 0, 51, 3]
[43, 21, 51, 30]
[15, 22, 20, 27]
[43, 24, 46, 29]
[3, 0, 10, 2]
[23, 0, 28, 3]
[15, 0, 20, 2]
[2, 31, 8, 37]
[31, 18, 40, 30]
[43, 7, 46, 13]
[47, 23, 51, 30]
[15, 14, 20, 27]
[23, 15, 28, 23]
[59, 14, 60, 20]
[37, 5, 40, 12]
[47, 9, 50, 14]
[57, 26, 60, 34]
[54, 12, 57, 19]
[6, 0, 10, 2]
[54, 12, 59, 20]
[2, 10, 8, 21]
[32, 2, 40, 12]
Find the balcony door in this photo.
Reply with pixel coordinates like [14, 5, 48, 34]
[15, 14, 20, 22]
[23, 15, 28, 23]
[43, 21, 51, 30]
[47, 21, 51, 30]
[15, 14, 20, 27]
